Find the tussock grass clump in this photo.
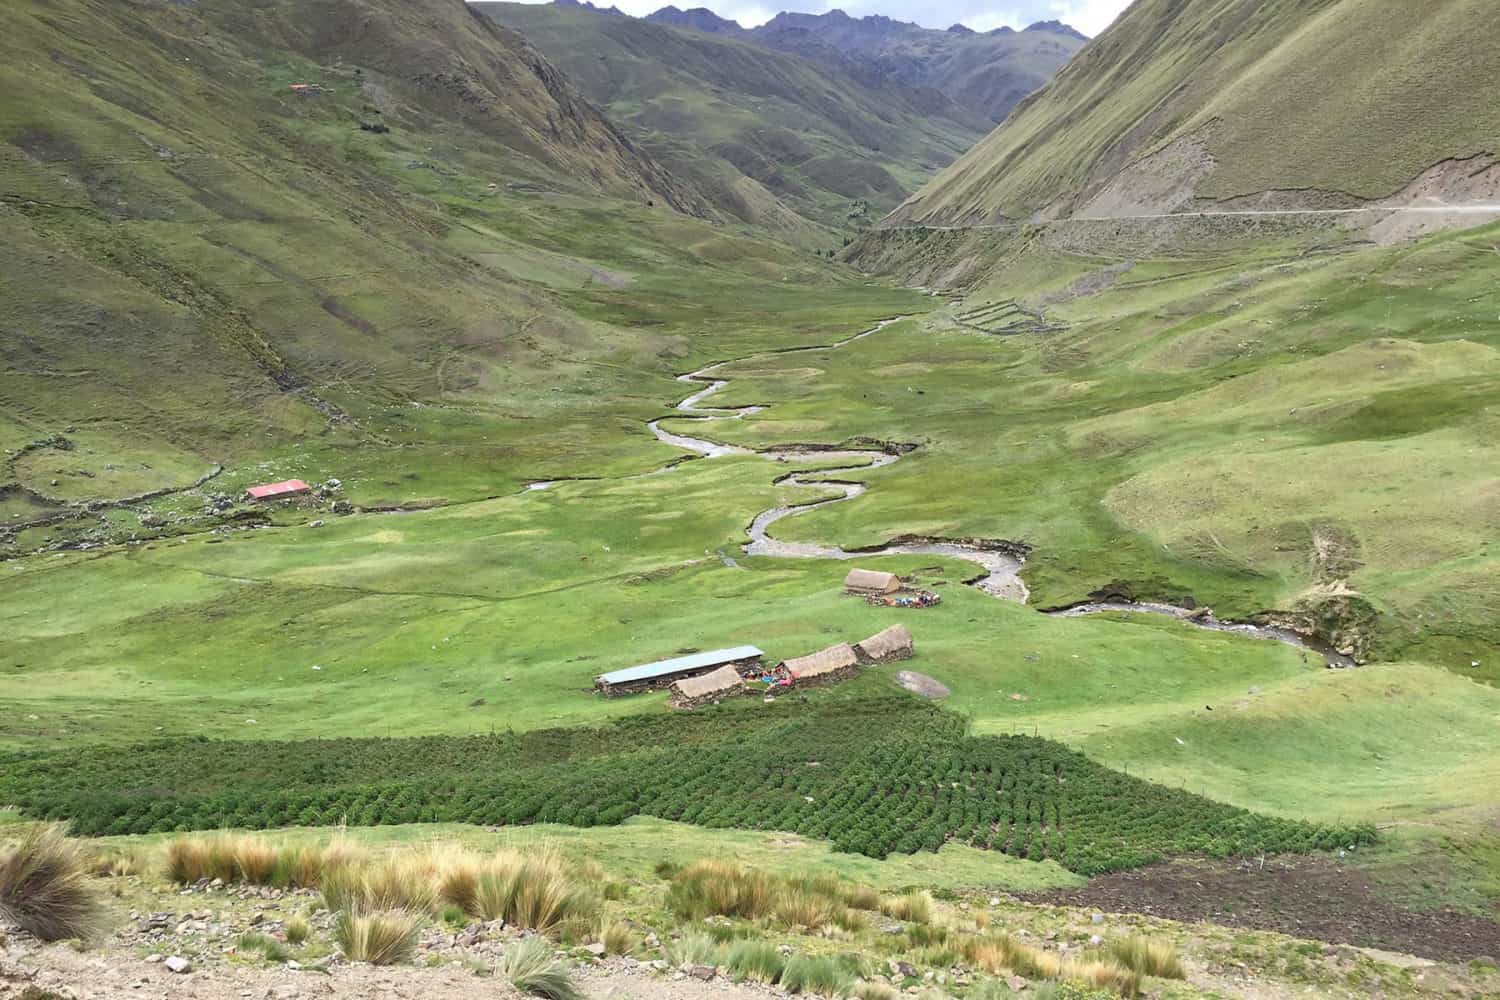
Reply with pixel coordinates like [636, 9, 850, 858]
[725, 939, 784, 983]
[165, 838, 212, 884]
[775, 886, 836, 929]
[496, 937, 582, 1000]
[237, 930, 291, 963]
[167, 834, 367, 889]
[470, 850, 597, 937]
[334, 908, 419, 965]
[663, 931, 725, 968]
[271, 845, 330, 889]
[234, 838, 277, 884]
[0, 824, 104, 942]
[880, 891, 933, 924]
[87, 846, 150, 879]
[597, 918, 638, 957]
[906, 922, 948, 948]
[781, 954, 853, 996]
[668, 859, 774, 921]
[845, 884, 881, 911]
[1064, 958, 1140, 997]
[850, 981, 900, 1000]
[1105, 936, 1185, 979]
[285, 915, 311, 945]
[962, 931, 1078, 980]
[322, 857, 438, 914]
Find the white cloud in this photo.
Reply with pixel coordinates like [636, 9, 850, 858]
[965, 10, 1024, 32]
[1047, 0, 1130, 36]
[720, 2, 780, 26]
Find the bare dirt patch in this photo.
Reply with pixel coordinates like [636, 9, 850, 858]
[1023, 856, 1500, 964]
[895, 670, 950, 700]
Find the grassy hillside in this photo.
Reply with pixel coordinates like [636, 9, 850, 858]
[0, 0, 923, 534]
[727, 223, 1500, 679]
[892, 0, 1500, 224]
[477, 3, 990, 241]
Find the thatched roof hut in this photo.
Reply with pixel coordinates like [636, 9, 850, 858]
[783, 642, 859, 684]
[855, 623, 914, 664]
[670, 665, 745, 708]
[845, 568, 900, 595]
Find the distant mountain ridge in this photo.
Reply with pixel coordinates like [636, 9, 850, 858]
[479, 1, 992, 240]
[635, 5, 1088, 123]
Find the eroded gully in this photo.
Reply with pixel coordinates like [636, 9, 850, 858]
[562, 317, 1348, 666]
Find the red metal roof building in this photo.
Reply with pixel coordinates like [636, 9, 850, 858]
[245, 479, 311, 501]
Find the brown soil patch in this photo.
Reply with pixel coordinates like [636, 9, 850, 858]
[1023, 856, 1500, 964]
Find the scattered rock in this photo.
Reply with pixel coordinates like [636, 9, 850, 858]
[144, 954, 163, 964]
[585, 942, 607, 957]
[1089, 935, 1103, 946]
[687, 965, 716, 981]
[1091, 912, 1105, 924]
[1006, 975, 1028, 991]
[164, 956, 193, 974]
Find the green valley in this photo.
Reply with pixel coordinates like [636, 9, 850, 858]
[3, 0, 1500, 994]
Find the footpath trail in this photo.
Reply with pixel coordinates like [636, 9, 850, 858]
[888, 202, 1500, 232]
[640, 317, 1351, 665]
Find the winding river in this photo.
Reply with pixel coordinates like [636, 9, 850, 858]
[633, 317, 1349, 666]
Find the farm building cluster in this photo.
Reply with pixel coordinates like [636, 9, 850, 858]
[844, 568, 941, 608]
[593, 624, 915, 710]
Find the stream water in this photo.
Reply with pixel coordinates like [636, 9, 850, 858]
[639, 317, 1347, 665]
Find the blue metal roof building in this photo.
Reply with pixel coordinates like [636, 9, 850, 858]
[596, 645, 764, 693]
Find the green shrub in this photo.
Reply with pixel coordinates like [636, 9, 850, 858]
[0, 825, 104, 942]
[237, 930, 291, 963]
[285, 914, 311, 945]
[496, 937, 582, 1000]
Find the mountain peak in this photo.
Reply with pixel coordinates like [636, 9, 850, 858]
[645, 4, 744, 33]
[1023, 19, 1087, 40]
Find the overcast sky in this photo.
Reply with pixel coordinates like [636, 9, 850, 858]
[513, 0, 1131, 35]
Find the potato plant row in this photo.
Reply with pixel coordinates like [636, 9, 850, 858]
[0, 695, 1372, 874]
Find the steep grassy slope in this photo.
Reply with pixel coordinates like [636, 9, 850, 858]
[477, 3, 990, 240]
[892, 0, 1500, 224]
[1, 0, 922, 535]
